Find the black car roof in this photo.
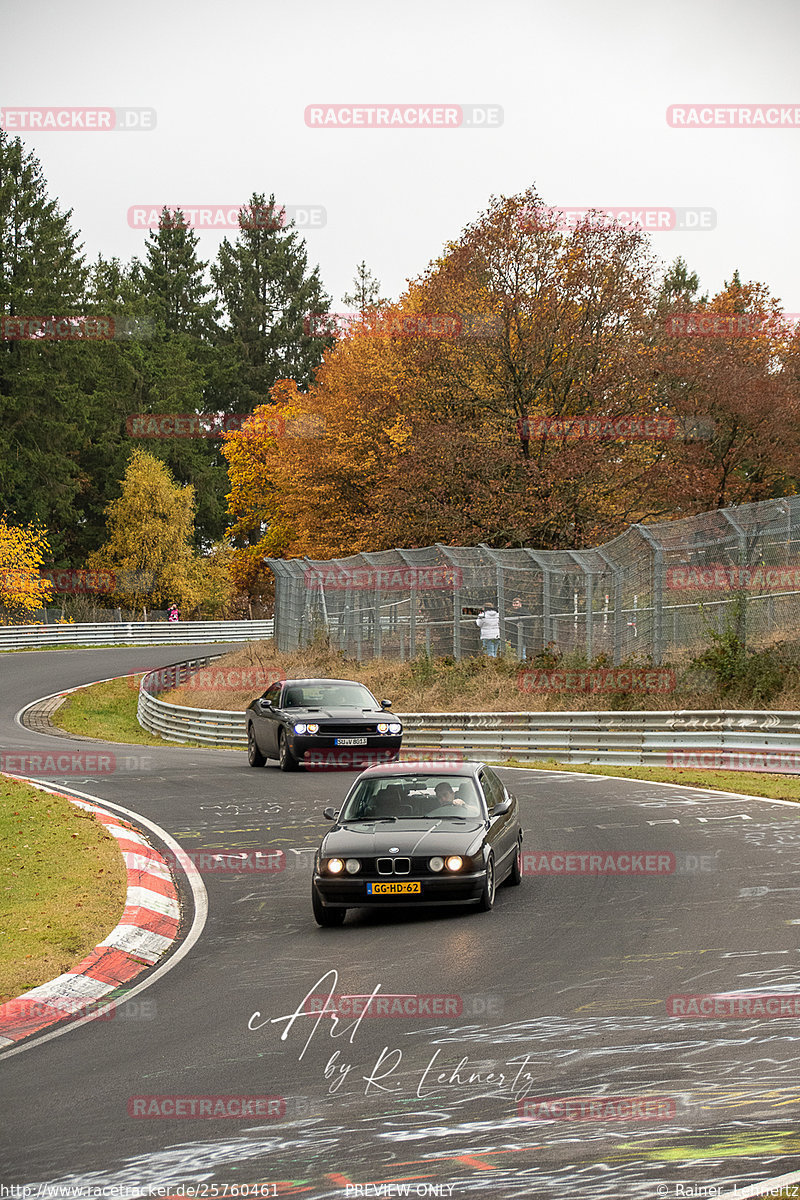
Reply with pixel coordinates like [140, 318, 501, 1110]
[353, 761, 486, 780]
[279, 678, 374, 687]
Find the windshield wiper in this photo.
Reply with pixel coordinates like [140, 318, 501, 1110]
[344, 816, 397, 823]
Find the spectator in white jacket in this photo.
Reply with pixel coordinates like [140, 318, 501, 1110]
[476, 602, 501, 657]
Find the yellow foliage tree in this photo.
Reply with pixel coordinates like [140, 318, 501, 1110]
[0, 517, 53, 623]
[88, 450, 203, 613]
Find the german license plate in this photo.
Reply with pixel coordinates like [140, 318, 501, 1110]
[335, 737, 368, 746]
[367, 881, 421, 895]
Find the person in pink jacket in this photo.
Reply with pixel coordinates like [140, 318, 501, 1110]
[476, 602, 501, 657]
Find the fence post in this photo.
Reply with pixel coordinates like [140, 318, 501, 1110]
[436, 545, 461, 660]
[633, 525, 664, 666]
[453, 575, 462, 660]
[722, 509, 748, 651]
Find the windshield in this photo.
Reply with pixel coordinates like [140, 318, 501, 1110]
[282, 682, 379, 709]
[339, 775, 484, 821]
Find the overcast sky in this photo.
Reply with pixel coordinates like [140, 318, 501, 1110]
[4, 0, 800, 314]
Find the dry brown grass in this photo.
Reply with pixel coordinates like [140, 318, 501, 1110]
[160, 640, 800, 713]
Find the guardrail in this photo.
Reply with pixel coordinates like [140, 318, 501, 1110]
[135, 657, 800, 771]
[0, 620, 273, 651]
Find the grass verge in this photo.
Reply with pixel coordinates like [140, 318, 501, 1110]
[506, 759, 800, 804]
[0, 775, 127, 1002]
[54, 677, 175, 746]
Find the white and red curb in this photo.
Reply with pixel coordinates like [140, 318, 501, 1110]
[0, 789, 182, 1048]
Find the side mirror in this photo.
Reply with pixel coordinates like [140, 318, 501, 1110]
[380, 699, 392, 709]
[259, 698, 273, 709]
[492, 798, 512, 816]
[323, 806, 340, 821]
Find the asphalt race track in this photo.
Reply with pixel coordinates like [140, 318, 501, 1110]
[2, 645, 800, 1198]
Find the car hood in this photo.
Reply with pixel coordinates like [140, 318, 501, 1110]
[284, 707, 395, 721]
[321, 820, 485, 857]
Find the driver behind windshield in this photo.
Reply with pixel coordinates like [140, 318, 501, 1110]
[435, 781, 480, 815]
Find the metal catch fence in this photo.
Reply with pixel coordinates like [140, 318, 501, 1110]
[267, 497, 800, 665]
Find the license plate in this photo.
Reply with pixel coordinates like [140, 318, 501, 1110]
[335, 737, 368, 746]
[367, 881, 421, 895]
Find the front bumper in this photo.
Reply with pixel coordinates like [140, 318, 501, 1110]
[290, 734, 402, 765]
[313, 869, 486, 907]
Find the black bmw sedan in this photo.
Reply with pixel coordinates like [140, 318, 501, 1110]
[311, 762, 522, 925]
[246, 677, 403, 771]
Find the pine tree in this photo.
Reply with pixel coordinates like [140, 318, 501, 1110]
[343, 260, 386, 310]
[658, 257, 704, 306]
[141, 209, 216, 337]
[133, 210, 228, 546]
[209, 193, 333, 413]
[0, 133, 88, 558]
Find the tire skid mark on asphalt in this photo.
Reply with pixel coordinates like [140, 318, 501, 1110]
[29, 1116, 800, 1199]
[8, 696, 800, 1193]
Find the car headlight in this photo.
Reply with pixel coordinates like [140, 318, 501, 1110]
[345, 858, 361, 874]
[445, 856, 463, 872]
[377, 722, 389, 733]
[294, 722, 307, 734]
[429, 857, 444, 872]
[306, 723, 319, 734]
[389, 723, 402, 734]
[326, 858, 344, 874]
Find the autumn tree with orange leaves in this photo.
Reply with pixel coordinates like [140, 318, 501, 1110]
[222, 188, 800, 598]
